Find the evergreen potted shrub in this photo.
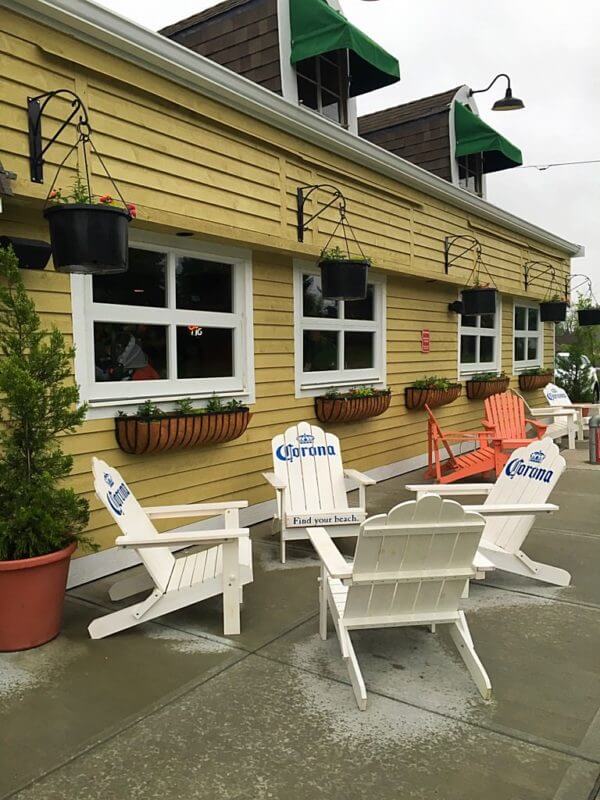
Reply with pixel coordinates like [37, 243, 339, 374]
[0, 246, 93, 651]
[405, 376, 462, 410]
[314, 386, 391, 423]
[44, 176, 136, 275]
[466, 372, 510, 400]
[461, 281, 497, 315]
[518, 367, 554, 391]
[319, 246, 371, 301]
[540, 295, 569, 323]
[115, 395, 252, 455]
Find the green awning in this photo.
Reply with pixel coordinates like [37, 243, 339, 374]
[289, 0, 400, 97]
[454, 102, 523, 173]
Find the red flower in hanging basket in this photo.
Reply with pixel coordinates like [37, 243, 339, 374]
[98, 194, 114, 205]
[126, 202, 137, 219]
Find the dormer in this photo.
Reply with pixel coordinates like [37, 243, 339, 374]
[358, 85, 523, 199]
[161, 0, 400, 133]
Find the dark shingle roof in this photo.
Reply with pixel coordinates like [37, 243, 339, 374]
[358, 87, 463, 135]
[159, 0, 253, 36]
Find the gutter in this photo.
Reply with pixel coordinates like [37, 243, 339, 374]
[3, 0, 584, 258]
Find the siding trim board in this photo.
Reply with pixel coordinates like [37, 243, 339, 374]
[5, 0, 582, 257]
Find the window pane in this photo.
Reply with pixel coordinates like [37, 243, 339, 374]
[461, 335, 477, 364]
[93, 248, 166, 308]
[528, 308, 539, 331]
[321, 90, 340, 123]
[461, 315, 477, 328]
[296, 57, 317, 82]
[344, 332, 374, 369]
[479, 336, 495, 363]
[176, 258, 232, 313]
[527, 338, 539, 361]
[297, 76, 318, 110]
[319, 54, 341, 94]
[176, 326, 233, 379]
[345, 285, 374, 321]
[480, 313, 495, 329]
[94, 323, 167, 381]
[515, 306, 526, 330]
[303, 330, 338, 372]
[303, 274, 338, 318]
[514, 336, 526, 362]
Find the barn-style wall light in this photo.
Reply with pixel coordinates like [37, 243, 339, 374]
[469, 74, 525, 111]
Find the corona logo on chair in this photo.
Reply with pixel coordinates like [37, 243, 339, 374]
[275, 438, 336, 463]
[505, 450, 554, 483]
[106, 481, 131, 516]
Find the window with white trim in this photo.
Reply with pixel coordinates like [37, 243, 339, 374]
[513, 302, 542, 370]
[459, 303, 501, 375]
[294, 265, 385, 394]
[73, 242, 253, 408]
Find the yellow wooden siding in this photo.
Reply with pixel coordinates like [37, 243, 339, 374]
[0, 8, 567, 554]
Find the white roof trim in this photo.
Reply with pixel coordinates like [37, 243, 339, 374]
[6, 0, 583, 258]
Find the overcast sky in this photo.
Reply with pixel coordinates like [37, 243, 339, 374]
[96, 0, 600, 295]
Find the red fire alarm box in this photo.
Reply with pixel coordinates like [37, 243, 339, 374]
[421, 329, 430, 354]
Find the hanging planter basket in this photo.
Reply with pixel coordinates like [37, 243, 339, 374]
[518, 371, 554, 391]
[115, 408, 251, 455]
[461, 287, 497, 315]
[578, 307, 600, 327]
[319, 258, 369, 302]
[540, 301, 568, 323]
[44, 204, 130, 275]
[315, 390, 391, 424]
[466, 376, 510, 400]
[405, 384, 462, 410]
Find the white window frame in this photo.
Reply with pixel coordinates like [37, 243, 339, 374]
[293, 261, 386, 397]
[458, 295, 502, 378]
[513, 301, 543, 372]
[71, 233, 255, 419]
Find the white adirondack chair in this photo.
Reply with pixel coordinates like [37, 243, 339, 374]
[307, 494, 491, 710]
[263, 422, 375, 562]
[89, 458, 253, 639]
[510, 387, 576, 449]
[407, 438, 570, 587]
[543, 382, 600, 442]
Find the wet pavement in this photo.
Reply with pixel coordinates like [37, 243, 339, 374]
[1, 443, 599, 799]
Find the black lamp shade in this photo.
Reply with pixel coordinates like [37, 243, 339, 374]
[0, 236, 52, 270]
[492, 88, 525, 111]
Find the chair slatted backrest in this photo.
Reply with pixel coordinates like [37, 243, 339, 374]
[425, 404, 458, 465]
[92, 458, 175, 592]
[484, 393, 526, 439]
[343, 495, 485, 624]
[481, 438, 565, 554]
[271, 422, 348, 514]
[544, 383, 572, 407]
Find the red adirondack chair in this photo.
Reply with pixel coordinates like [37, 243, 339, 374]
[425, 404, 500, 484]
[483, 393, 547, 471]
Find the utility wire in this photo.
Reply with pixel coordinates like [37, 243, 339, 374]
[520, 158, 600, 171]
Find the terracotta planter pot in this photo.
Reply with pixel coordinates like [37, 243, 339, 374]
[315, 392, 391, 424]
[115, 409, 251, 455]
[0, 542, 76, 652]
[466, 377, 510, 401]
[405, 384, 462, 410]
[518, 373, 554, 391]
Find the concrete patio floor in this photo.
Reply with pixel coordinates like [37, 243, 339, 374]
[1, 444, 599, 800]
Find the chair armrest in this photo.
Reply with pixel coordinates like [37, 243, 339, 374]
[405, 483, 494, 497]
[263, 472, 287, 491]
[116, 529, 250, 548]
[491, 437, 532, 449]
[307, 527, 353, 579]
[344, 469, 376, 486]
[144, 502, 248, 519]
[463, 503, 558, 516]
[526, 418, 547, 434]
[528, 407, 575, 418]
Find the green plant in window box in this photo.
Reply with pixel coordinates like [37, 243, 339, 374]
[136, 399, 165, 420]
[518, 366, 554, 392]
[315, 385, 391, 423]
[465, 371, 510, 400]
[406, 375, 462, 410]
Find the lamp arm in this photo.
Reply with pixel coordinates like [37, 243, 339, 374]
[469, 73, 511, 96]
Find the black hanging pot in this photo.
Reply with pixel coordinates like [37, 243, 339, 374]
[577, 307, 600, 327]
[44, 204, 130, 275]
[319, 258, 369, 301]
[540, 301, 568, 323]
[461, 287, 497, 315]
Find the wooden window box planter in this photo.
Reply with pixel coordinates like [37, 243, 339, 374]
[405, 384, 462, 410]
[518, 372, 554, 392]
[466, 376, 510, 400]
[115, 409, 251, 455]
[314, 391, 391, 424]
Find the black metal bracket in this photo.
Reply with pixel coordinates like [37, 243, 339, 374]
[297, 184, 346, 243]
[27, 89, 90, 183]
[444, 235, 481, 274]
[523, 260, 557, 293]
[567, 273, 595, 302]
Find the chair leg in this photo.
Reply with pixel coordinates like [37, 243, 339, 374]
[448, 612, 492, 700]
[221, 540, 241, 636]
[480, 545, 571, 587]
[281, 534, 286, 565]
[88, 592, 165, 639]
[319, 566, 328, 640]
[340, 625, 367, 711]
